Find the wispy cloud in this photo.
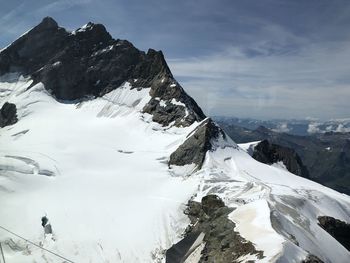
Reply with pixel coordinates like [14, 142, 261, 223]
[168, 36, 350, 119]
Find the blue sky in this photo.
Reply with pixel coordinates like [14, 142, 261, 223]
[1, 0, 350, 120]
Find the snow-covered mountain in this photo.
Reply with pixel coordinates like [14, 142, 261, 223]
[0, 17, 349, 263]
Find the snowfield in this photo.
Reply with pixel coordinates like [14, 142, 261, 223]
[0, 74, 350, 262]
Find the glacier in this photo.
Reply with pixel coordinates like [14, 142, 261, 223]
[0, 73, 349, 262]
[0, 18, 349, 263]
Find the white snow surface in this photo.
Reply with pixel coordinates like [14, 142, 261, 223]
[192, 147, 350, 262]
[0, 74, 350, 262]
[170, 98, 185, 107]
[238, 140, 260, 155]
[0, 75, 199, 262]
[271, 161, 288, 171]
[229, 199, 284, 261]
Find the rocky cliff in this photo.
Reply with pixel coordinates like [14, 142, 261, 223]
[0, 17, 205, 127]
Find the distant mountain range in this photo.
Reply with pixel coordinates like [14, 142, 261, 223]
[213, 116, 350, 136]
[216, 120, 350, 195]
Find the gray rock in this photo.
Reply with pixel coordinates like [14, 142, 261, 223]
[166, 195, 264, 262]
[201, 194, 225, 216]
[169, 119, 224, 169]
[44, 224, 53, 235]
[0, 102, 17, 127]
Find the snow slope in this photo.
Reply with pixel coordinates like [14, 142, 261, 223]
[0, 74, 200, 262]
[0, 74, 350, 262]
[238, 140, 260, 155]
[193, 147, 350, 262]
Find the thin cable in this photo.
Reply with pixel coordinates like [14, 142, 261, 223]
[0, 225, 75, 263]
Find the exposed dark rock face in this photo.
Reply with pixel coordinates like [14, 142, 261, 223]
[165, 231, 202, 263]
[41, 216, 48, 227]
[0, 17, 205, 127]
[169, 119, 225, 169]
[318, 216, 350, 251]
[41, 216, 53, 235]
[143, 92, 205, 127]
[166, 195, 263, 262]
[0, 102, 17, 127]
[201, 195, 225, 216]
[252, 139, 309, 178]
[301, 254, 324, 263]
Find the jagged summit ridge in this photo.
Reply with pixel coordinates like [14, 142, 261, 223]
[0, 17, 205, 127]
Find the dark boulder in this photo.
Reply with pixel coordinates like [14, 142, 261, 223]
[301, 254, 324, 263]
[0, 102, 17, 127]
[318, 216, 350, 251]
[252, 139, 309, 178]
[201, 195, 225, 216]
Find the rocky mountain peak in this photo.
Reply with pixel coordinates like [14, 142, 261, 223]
[38, 16, 59, 29]
[146, 49, 172, 75]
[0, 17, 205, 127]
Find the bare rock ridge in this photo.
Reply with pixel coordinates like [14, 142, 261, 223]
[166, 195, 264, 262]
[169, 118, 232, 170]
[0, 102, 17, 128]
[0, 17, 205, 127]
[252, 139, 309, 178]
[301, 254, 324, 263]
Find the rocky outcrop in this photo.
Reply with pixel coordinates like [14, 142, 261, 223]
[301, 254, 324, 263]
[318, 216, 350, 251]
[201, 195, 225, 216]
[169, 119, 225, 169]
[252, 139, 309, 178]
[41, 216, 53, 235]
[166, 195, 263, 262]
[0, 17, 205, 127]
[0, 102, 17, 127]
